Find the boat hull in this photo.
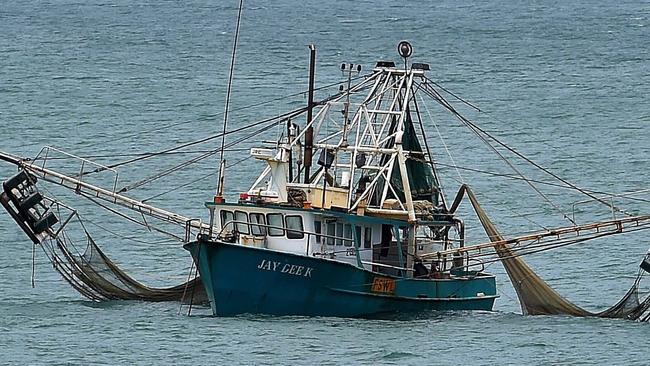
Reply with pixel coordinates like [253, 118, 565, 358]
[184, 239, 497, 317]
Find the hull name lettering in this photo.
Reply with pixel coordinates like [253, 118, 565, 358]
[257, 259, 313, 278]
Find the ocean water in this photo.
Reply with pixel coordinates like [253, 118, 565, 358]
[1, 0, 649, 364]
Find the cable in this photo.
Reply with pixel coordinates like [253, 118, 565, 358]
[418, 92, 465, 183]
[422, 78, 631, 217]
[97, 75, 361, 146]
[120, 117, 281, 193]
[43, 147, 251, 161]
[419, 82, 578, 225]
[143, 171, 214, 203]
[97, 102, 322, 172]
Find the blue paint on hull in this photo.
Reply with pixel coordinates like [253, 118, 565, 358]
[184, 239, 497, 317]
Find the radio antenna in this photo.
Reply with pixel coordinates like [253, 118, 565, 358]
[215, 0, 245, 201]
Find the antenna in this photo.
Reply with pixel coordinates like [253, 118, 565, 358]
[215, 0, 245, 202]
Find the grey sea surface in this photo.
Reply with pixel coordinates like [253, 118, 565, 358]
[1, 0, 649, 365]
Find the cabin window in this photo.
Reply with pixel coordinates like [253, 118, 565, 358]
[285, 215, 304, 239]
[250, 213, 266, 236]
[235, 211, 249, 234]
[343, 224, 353, 247]
[364, 227, 372, 249]
[314, 220, 322, 243]
[335, 223, 343, 246]
[267, 213, 284, 236]
[326, 222, 336, 245]
[220, 210, 234, 230]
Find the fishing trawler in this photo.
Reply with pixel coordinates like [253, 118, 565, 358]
[184, 42, 499, 317]
[181, 40, 650, 317]
[1, 40, 649, 319]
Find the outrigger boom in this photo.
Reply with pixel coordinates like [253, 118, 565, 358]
[0, 148, 210, 240]
[424, 215, 650, 260]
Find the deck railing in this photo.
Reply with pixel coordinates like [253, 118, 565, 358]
[32, 146, 120, 194]
[571, 188, 650, 222]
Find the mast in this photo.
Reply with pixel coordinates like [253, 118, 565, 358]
[287, 118, 293, 182]
[303, 45, 316, 184]
[249, 42, 443, 219]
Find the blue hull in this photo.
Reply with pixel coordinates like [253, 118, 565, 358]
[184, 239, 497, 317]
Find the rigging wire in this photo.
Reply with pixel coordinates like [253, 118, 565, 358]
[141, 154, 253, 203]
[143, 172, 213, 203]
[460, 113, 631, 216]
[433, 161, 648, 234]
[83, 217, 179, 245]
[443, 172, 551, 232]
[436, 162, 649, 210]
[417, 92, 465, 184]
[37, 184, 180, 246]
[96, 102, 324, 172]
[418, 81, 578, 225]
[120, 116, 282, 193]
[96, 75, 363, 146]
[424, 76, 482, 112]
[226, 154, 253, 169]
[422, 76, 630, 217]
[118, 148, 221, 193]
[466, 223, 650, 266]
[77, 191, 185, 242]
[411, 89, 448, 209]
[109, 87, 353, 193]
[42, 148, 251, 161]
[434, 161, 598, 193]
[79, 74, 366, 191]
